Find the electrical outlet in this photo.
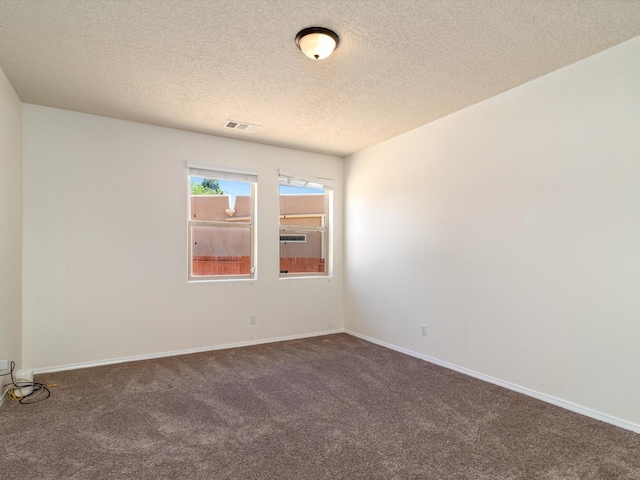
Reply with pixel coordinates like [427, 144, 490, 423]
[0, 359, 9, 371]
[250, 315, 257, 325]
[421, 325, 427, 337]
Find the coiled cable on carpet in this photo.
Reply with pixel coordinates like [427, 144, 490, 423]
[1, 361, 54, 404]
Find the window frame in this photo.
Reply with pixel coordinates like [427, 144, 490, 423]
[187, 162, 257, 282]
[278, 170, 333, 278]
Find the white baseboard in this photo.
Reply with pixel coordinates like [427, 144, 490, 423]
[344, 329, 640, 435]
[29, 327, 640, 434]
[34, 328, 346, 375]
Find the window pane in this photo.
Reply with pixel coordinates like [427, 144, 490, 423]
[279, 228, 325, 274]
[188, 170, 255, 280]
[279, 186, 325, 228]
[190, 177, 251, 224]
[279, 181, 328, 276]
[191, 225, 251, 276]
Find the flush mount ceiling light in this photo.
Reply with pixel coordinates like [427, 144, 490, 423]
[295, 27, 340, 60]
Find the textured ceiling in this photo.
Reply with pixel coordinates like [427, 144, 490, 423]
[1, 0, 639, 157]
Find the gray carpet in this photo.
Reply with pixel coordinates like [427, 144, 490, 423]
[1, 333, 639, 479]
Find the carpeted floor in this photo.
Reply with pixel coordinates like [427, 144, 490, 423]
[1, 333, 639, 479]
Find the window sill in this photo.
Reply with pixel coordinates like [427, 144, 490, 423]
[279, 274, 332, 280]
[188, 276, 255, 283]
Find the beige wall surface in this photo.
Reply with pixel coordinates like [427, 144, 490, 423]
[280, 231, 323, 259]
[0, 67, 22, 371]
[192, 226, 251, 257]
[191, 195, 234, 221]
[280, 194, 325, 216]
[22, 106, 344, 370]
[190, 194, 325, 258]
[345, 37, 640, 428]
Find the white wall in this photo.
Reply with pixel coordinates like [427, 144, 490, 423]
[0, 67, 22, 372]
[22, 106, 343, 370]
[345, 37, 640, 428]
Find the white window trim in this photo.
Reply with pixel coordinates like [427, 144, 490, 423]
[278, 172, 332, 278]
[187, 163, 257, 281]
[187, 162, 258, 182]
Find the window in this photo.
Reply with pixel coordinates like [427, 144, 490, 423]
[279, 170, 332, 276]
[187, 163, 256, 280]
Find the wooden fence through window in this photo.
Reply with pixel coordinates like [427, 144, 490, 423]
[192, 256, 251, 276]
[280, 257, 325, 273]
[191, 256, 325, 275]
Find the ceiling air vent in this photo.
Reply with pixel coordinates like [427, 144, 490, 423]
[224, 120, 261, 133]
